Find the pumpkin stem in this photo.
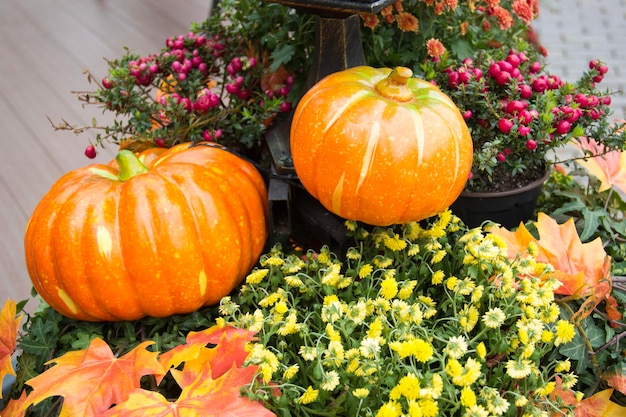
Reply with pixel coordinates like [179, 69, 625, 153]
[375, 67, 414, 102]
[116, 150, 149, 181]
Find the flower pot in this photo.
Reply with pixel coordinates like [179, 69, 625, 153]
[450, 170, 550, 229]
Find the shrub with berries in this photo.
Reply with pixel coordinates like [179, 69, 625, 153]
[57, 0, 314, 159]
[421, 42, 626, 192]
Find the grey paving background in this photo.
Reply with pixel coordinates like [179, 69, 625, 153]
[532, 0, 626, 121]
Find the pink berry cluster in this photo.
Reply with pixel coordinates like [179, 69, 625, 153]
[89, 29, 299, 159]
[425, 43, 624, 190]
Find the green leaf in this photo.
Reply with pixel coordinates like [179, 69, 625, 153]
[579, 207, 605, 241]
[270, 44, 296, 72]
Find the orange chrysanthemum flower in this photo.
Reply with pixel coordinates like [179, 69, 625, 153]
[493, 6, 513, 30]
[512, 0, 535, 24]
[459, 21, 469, 35]
[362, 14, 380, 30]
[444, 0, 459, 10]
[397, 12, 419, 32]
[426, 38, 446, 59]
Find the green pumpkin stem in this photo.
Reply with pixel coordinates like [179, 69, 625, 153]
[116, 150, 149, 181]
[375, 67, 414, 102]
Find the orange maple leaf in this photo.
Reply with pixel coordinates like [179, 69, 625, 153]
[102, 363, 275, 417]
[158, 324, 256, 386]
[603, 368, 626, 396]
[573, 134, 626, 195]
[23, 338, 165, 416]
[0, 299, 22, 399]
[575, 389, 626, 417]
[0, 390, 29, 417]
[490, 213, 614, 322]
[491, 213, 611, 295]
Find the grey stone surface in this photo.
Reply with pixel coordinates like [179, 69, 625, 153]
[532, 0, 626, 121]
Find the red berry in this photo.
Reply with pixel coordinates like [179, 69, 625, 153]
[462, 110, 473, 119]
[555, 120, 571, 135]
[601, 96, 612, 105]
[102, 78, 113, 89]
[525, 139, 538, 150]
[498, 118, 514, 134]
[84, 145, 97, 159]
[519, 84, 533, 99]
[505, 100, 528, 114]
[155, 138, 166, 147]
[532, 78, 547, 93]
[495, 71, 512, 86]
[506, 53, 521, 68]
[529, 62, 542, 73]
[518, 126, 531, 136]
[496, 152, 506, 162]
[279, 101, 292, 112]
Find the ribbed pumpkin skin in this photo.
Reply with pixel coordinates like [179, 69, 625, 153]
[24, 144, 268, 322]
[290, 66, 473, 226]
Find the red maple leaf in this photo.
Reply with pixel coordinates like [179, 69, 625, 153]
[102, 363, 275, 417]
[158, 324, 256, 385]
[23, 338, 165, 416]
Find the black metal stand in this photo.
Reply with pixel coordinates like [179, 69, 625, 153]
[262, 0, 394, 252]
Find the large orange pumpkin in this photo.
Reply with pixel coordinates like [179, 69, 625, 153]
[24, 143, 268, 321]
[290, 66, 473, 226]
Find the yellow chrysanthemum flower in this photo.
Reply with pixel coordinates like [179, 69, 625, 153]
[374, 255, 394, 268]
[353, 388, 370, 399]
[397, 280, 417, 299]
[298, 386, 319, 404]
[554, 320, 576, 346]
[460, 386, 477, 408]
[380, 276, 399, 300]
[555, 359, 571, 372]
[282, 364, 299, 380]
[535, 381, 556, 397]
[476, 342, 486, 360]
[482, 307, 506, 329]
[245, 268, 269, 284]
[403, 221, 422, 241]
[345, 220, 358, 231]
[390, 338, 434, 362]
[321, 263, 343, 287]
[321, 370, 340, 391]
[408, 244, 420, 256]
[418, 398, 439, 417]
[446, 276, 459, 290]
[261, 255, 285, 267]
[561, 373, 578, 389]
[376, 401, 402, 417]
[506, 359, 533, 379]
[431, 270, 445, 285]
[284, 275, 304, 287]
[395, 373, 421, 401]
[359, 263, 374, 278]
[459, 304, 480, 332]
[384, 233, 408, 251]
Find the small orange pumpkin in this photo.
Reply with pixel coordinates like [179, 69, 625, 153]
[24, 143, 268, 321]
[290, 66, 473, 226]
